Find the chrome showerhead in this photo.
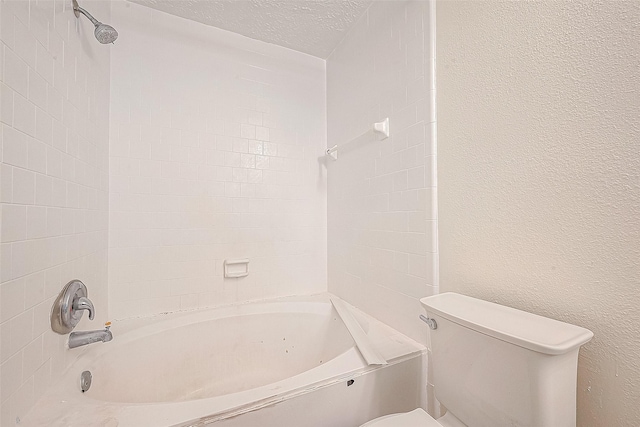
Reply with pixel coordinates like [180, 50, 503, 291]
[73, 0, 118, 44]
[94, 23, 118, 44]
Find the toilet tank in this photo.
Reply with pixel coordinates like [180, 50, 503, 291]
[421, 293, 593, 427]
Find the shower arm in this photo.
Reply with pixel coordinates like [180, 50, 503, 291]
[74, 4, 100, 26]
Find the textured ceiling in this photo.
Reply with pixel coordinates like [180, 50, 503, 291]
[128, 0, 372, 58]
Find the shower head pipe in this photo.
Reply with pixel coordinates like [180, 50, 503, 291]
[72, 0, 118, 44]
[74, 4, 100, 26]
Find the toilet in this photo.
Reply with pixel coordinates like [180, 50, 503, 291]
[362, 293, 593, 427]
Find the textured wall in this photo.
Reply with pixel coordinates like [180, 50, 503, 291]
[327, 0, 438, 346]
[108, 1, 327, 319]
[0, 0, 111, 424]
[437, 1, 640, 425]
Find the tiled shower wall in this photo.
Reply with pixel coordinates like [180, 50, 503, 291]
[108, 2, 327, 319]
[327, 0, 437, 345]
[0, 0, 111, 423]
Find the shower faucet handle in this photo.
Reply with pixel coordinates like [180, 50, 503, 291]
[51, 280, 97, 334]
[73, 296, 95, 321]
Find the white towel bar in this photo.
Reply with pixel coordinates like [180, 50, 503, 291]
[326, 117, 390, 161]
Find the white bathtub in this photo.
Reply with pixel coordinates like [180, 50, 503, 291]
[22, 295, 426, 427]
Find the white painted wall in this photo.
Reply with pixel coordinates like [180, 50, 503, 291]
[437, 1, 640, 426]
[327, 0, 438, 346]
[108, 1, 327, 319]
[0, 0, 111, 423]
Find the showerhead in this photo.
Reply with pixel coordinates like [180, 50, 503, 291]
[94, 23, 119, 44]
[73, 0, 118, 44]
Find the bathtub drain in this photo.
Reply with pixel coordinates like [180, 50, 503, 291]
[81, 370, 92, 393]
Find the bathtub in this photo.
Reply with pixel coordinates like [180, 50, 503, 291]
[21, 295, 426, 427]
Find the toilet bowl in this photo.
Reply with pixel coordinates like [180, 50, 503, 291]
[359, 293, 593, 427]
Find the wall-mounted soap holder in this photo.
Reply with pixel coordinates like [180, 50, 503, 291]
[224, 259, 249, 278]
[51, 280, 95, 334]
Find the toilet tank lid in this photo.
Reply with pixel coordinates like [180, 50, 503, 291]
[421, 293, 593, 355]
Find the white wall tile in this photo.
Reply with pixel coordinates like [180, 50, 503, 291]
[26, 206, 47, 239]
[1, 164, 13, 203]
[12, 93, 36, 137]
[27, 138, 47, 174]
[2, 125, 29, 168]
[34, 108, 52, 146]
[9, 309, 33, 356]
[22, 335, 43, 385]
[327, 0, 437, 345]
[1, 83, 15, 126]
[35, 42, 54, 86]
[1, 351, 23, 402]
[0, 0, 110, 422]
[23, 272, 45, 310]
[0, 278, 25, 323]
[13, 15, 37, 69]
[1, 204, 27, 242]
[28, 69, 47, 112]
[0, 243, 12, 283]
[3, 46, 29, 98]
[0, 322, 10, 363]
[12, 167, 35, 205]
[1, 5, 16, 49]
[108, 2, 327, 319]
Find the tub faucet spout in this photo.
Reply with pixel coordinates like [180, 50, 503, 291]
[69, 324, 113, 349]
